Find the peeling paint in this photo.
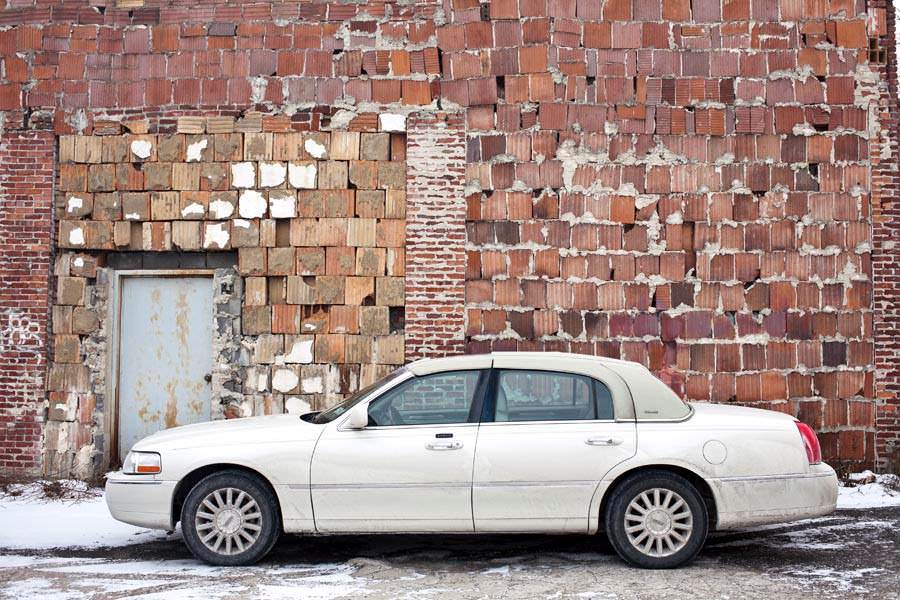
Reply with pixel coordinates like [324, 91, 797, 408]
[231, 162, 256, 188]
[259, 162, 287, 187]
[130, 139, 152, 159]
[238, 190, 267, 218]
[288, 162, 317, 189]
[186, 138, 208, 162]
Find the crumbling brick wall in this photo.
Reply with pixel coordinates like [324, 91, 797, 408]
[0, 0, 896, 475]
[439, 0, 882, 468]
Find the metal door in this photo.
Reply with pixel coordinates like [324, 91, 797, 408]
[116, 276, 214, 460]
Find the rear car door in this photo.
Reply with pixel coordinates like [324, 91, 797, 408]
[472, 361, 637, 532]
[311, 368, 488, 533]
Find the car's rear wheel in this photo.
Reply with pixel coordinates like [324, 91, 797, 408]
[605, 470, 708, 568]
[181, 470, 281, 566]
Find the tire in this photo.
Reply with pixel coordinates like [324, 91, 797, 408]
[180, 470, 281, 566]
[604, 470, 708, 569]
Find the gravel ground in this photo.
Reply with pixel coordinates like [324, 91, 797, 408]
[1, 507, 898, 599]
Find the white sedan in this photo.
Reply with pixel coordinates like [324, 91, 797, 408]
[106, 352, 838, 569]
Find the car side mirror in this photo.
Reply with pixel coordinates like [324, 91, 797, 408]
[345, 402, 369, 430]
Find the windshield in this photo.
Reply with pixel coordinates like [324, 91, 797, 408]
[311, 367, 408, 424]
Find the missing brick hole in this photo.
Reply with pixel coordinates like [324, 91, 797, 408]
[389, 307, 405, 333]
[361, 294, 375, 307]
[479, 2, 490, 21]
[586, 76, 596, 86]
[496, 76, 505, 101]
[808, 163, 819, 178]
[623, 224, 636, 235]
[815, 75, 826, 83]
[813, 122, 828, 132]
[726, 395, 736, 403]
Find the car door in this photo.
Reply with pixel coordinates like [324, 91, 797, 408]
[472, 361, 637, 533]
[310, 368, 488, 533]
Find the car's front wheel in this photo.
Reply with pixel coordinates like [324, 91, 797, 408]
[180, 470, 281, 566]
[605, 470, 708, 568]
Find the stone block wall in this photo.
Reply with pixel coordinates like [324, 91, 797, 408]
[48, 117, 408, 474]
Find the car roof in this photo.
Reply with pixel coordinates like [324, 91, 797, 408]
[406, 352, 690, 422]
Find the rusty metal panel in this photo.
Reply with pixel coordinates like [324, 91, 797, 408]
[117, 276, 214, 458]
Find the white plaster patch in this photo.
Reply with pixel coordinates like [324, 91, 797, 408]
[68, 227, 85, 246]
[272, 369, 299, 393]
[186, 138, 208, 162]
[73, 257, 84, 268]
[180, 202, 205, 217]
[379, 113, 406, 132]
[288, 162, 317, 189]
[256, 369, 268, 392]
[304, 138, 327, 159]
[259, 162, 287, 187]
[238, 190, 267, 218]
[130, 139, 152, 159]
[124, 212, 141, 220]
[285, 397, 312, 415]
[203, 223, 229, 249]
[282, 339, 313, 364]
[66, 196, 84, 213]
[301, 377, 324, 394]
[269, 192, 296, 219]
[208, 198, 234, 219]
[231, 162, 256, 188]
[233, 219, 251, 229]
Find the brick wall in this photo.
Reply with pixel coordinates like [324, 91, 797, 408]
[870, 0, 900, 472]
[0, 0, 897, 474]
[440, 1, 880, 468]
[0, 130, 54, 476]
[405, 111, 468, 360]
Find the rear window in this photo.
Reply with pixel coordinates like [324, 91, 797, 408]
[494, 370, 614, 422]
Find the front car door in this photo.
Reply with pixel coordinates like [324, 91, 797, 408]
[472, 355, 637, 533]
[310, 364, 489, 533]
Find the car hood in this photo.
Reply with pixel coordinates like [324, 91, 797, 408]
[687, 401, 796, 430]
[131, 414, 322, 452]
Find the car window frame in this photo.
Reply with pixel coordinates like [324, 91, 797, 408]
[481, 368, 617, 425]
[359, 369, 491, 429]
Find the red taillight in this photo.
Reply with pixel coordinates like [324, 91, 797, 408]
[795, 421, 822, 464]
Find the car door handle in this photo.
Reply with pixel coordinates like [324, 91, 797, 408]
[586, 437, 623, 446]
[425, 441, 463, 451]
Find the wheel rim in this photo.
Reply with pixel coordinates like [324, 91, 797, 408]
[194, 487, 263, 555]
[624, 487, 693, 558]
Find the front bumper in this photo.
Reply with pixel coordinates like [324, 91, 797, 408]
[105, 473, 177, 530]
[712, 463, 838, 530]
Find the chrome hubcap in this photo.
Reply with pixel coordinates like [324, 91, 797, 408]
[624, 488, 693, 557]
[195, 487, 262, 555]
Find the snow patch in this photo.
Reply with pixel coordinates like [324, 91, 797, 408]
[837, 472, 900, 509]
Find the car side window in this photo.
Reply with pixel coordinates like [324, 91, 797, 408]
[495, 370, 614, 422]
[367, 370, 482, 426]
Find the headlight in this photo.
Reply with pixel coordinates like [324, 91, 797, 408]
[121, 451, 161, 474]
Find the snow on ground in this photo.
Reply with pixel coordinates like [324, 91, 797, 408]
[836, 472, 900, 510]
[0, 473, 897, 552]
[0, 481, 169, 550]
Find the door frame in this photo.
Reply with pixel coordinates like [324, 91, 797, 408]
[106, 269, 215, 466]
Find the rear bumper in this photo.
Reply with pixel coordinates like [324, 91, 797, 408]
[712, 463, 838, 530]
[105, 474, 177, 530]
